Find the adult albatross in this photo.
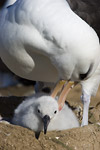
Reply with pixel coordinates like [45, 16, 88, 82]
[0, 0, 100, 126]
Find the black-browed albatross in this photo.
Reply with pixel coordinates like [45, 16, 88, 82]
[0, 0, 100, 126]
[12, 93, 79, 138]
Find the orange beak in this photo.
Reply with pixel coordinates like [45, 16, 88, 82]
[51, 81, 77, 111]
[51, 80, 66, 98]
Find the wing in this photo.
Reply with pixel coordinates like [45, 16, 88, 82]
[0, 1, 59, 82]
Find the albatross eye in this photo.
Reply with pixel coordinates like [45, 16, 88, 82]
[79, 73, 88, 80]
[79, 64, 93, 80]
[54, 110, 57, 114]
[38, 109, 40, 113]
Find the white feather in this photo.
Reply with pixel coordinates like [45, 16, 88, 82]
[0, 0, 100, 126]
[12, 94, 79, 132]
[0, 0, 99, 82]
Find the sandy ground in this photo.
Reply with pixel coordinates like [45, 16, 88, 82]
[0, 84, 100, 150]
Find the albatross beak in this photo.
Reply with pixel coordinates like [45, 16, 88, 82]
[51, 80, 77, 110]
[42, 115, 50, 134]
[51, 80, 66, 98]
[58, 81, 77, 110]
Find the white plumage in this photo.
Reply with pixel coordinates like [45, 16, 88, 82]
[12, 94, 79, 136]
[0, 0, 100, 126]
[0, 0, 99, 82]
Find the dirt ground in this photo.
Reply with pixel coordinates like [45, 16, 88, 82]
[0, 84, 100, 150]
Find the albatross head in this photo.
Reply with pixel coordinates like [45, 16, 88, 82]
[36, 96, 58, 134]
[51, 40, 100, 111]
[56, 43, 100, 82]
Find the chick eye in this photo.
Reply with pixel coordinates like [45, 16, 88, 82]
[38, 109, 40, 113]
[54, 110, 57, 114]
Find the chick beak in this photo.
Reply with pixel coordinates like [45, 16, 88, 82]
[42, 115, 50, 134]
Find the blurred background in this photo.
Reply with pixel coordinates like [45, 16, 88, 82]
[0, 0, 7, 8]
